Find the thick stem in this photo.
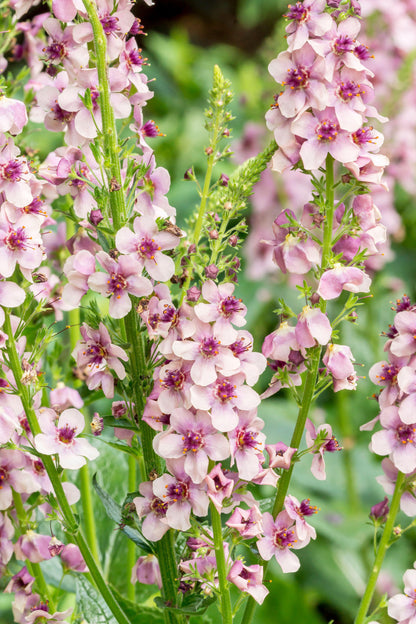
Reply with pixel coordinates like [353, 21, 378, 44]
[210, 502, 233, 624]
[4, 313, 130, 624]
[127, 454, 137, 601]
[240, 154, 336, 624]
[354, 471, 405, 624]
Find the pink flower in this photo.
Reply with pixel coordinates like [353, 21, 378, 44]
[60, 544, 88, 572]
[228, 410, 266, 481]
[323, 343, 357, 391]
[0, 449, 38, 510]
[88, 251, 152, 319]
[371, 406, 416, 473]
[295, 306, 332, 348]
[388, 566, 416, 624]
[226, 504, 263, 538]
[15, 531, 52, 563]
[131, 555, 162, 588]
[133, 481, 169, 541]
[305, 418, 342, 479]
[257, 510, 310, 573]
[116, 215, 179, 282]
[227, 560, 269, 604]
[317, 264, 371, 300]
[285, 0, 333, 52]
[390, 311, 416, 358]
[153, 408, 229, 483]
[205, 463, 234, 513]
[229, 330, 267, 386]
[284, 495, 317, 541]
[0, 96, 28, 135]
[194, 280, 247, 343]
[34, 408, 99, 470]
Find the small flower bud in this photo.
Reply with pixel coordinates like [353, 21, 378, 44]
[219, 173, 229, 186]
[112, 401, 128, 418]
[184, 167, 194, 180]
[187, 286, 201, 302]
[393, 525, 402, 537]
[341, 173, 352, 184]
[222, 128, 230, 137]
[188, 244, 196, 254]
[32, 272, 48, 283]
[91, 413, 104, 436]
[205, 147, 213, 155]
[205, 264, 219, 279]
[89, 209, 104, 226]
[347, 311, 358, 323]
[224, 201, 233, 211]
[232, 257, 240, 270]
[209, 229, 219, 240]
[310, 292, 321, 305]
[369, 497, 389, 523]
[229, 235, 238, 247]
[350, 0, 361, 15]
[48, 537, 64, 557]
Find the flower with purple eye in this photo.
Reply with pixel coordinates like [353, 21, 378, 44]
[284, 0, 333, 52]
[116, 215, 179, 282]
[305, 418, 342, 480]
[284, 495, 317, 541]
[88, 251, 152, 319]
[390, 310, 416, 358]
[151, 468, 209, 531]
[229, 330, 267, 386]
[257, 510, 310, 573]
[0, 449, 38, 511]
[228, 410, 266, 481]
[133, 481, 170, 541]
[190, 374, 261, 432]
[317, 264, 371, 300]
[172, 321, 240, 387]
[0, 216, 43, 279]
[205, 463, 234, 513]
[154, 361, 193, 413]
[194, 280, 247, 344]
[34, 408, 99, 470]
[153, 408, 229, 483]
[388, 565, 416, 624]
[371, 406, 416, 474]
[227, 560, 269, 605]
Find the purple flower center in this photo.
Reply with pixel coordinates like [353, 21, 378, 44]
[283, 66, 310, 90]
[128, 48, 144, 68]
[20, 416, 31, 435]
[5, 226, 29, 251]
[166, 481, 189, 502]
[142, 121, 159, 137]
[2, 159, 25, 182]
[100, 14, 119, 35]
[32, 602, 49, 613]
[130, 18, 144, 36]
[90, 88, 100, 109]
[52, 103, 74, 124]
[220, 295, 243, 318]
[396, 424, 416, 445]
[161, 304, 176, 322]
[230, 337, 250, 355]
[148, 313, 160, 329]
[377, 364, 398, 385]
[237, 428, 259, 450]
[316, 120, 339, 142]
[0, 379, 9, 391]
[57, 425, 76, 444]
[285, 2, 309, 22]
[33, 460, 45, 476]
[333, 35, 355, 55]
[107, 272, 127, 295]
[394, 295, 413, 312]
[298, 498, 317, 516]
[0, 466, 8, 488]
[25, 197, 46, 216]
[85, 344, 107, 366]
[352, 126, 377, 145]
[139, 237, 160, 259]
[161, 369, 185, 390]
[150, 496, 168, 517]
[182, 430, 204, 453]
[324, 436, 341, 453]
[44, 41, 67, 61]
[337, 80, 363, 102]
[354, 44, 372, 60]
[200, 337, 220, 358]
[215, 379, 237, 403]
[273, 527, 295, 549]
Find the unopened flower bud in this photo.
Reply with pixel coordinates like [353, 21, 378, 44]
[219, 173, 229, 186]
[184, 167, 194, 180]
[393, 525, 402, 537]
[350, 0, 361, 15]
[188, 244, 196, 254]
[48, 537, 64, 557]
[232, 257, 240, 270]
[112, 401, 128, 419]
[209, 229, 219, 240]
[229, 235, 238, 247]
[187, 286, 201, 302]
[348, 311, 358, 323]
[222, 128, 230, 137]
[341, 173, 352, 184]
[32, 273, 48, 283]
[89, 209, 104, 226]
[205, 147, 213, 155]
[310, 293, 321, 305]
[224, 201, 233, 211]
[91, 413, 104, 436]
[370, 497, 389, 523]
[205, 264, 219, 279]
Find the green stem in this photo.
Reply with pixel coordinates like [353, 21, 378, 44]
[354, 471, 405, 624]
[336, 388, 359, 511]
[4, 313, 130, 624]
[210, 503, 233, 624]
[240, 154, 336, 624]
[127, 454, 136, 601]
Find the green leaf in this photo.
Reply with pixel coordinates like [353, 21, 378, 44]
[76, 575, 117, 624]
[92, 475, 153, 554]
[154, 593, 216, 615]
[102, 416, 138, 430]
[109, 584, 164, 624]
[95, 437, 140, 458]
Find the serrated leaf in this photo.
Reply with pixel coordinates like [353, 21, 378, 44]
[154, 593, 216, 615]
[76, 575, 117, 624]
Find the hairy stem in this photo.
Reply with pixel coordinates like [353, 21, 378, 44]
[354, 471, 405, 624]
[211, 502, 233, 624]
